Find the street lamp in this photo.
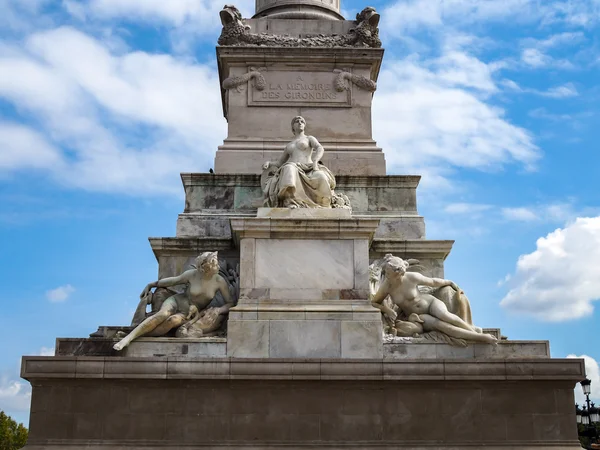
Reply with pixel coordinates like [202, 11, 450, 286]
[576, 378, 600, 449]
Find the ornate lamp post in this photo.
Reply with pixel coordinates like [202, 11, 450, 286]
[576, 378, 600, 449]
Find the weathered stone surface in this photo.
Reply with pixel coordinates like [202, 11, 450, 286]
[255, 238, 355, 289]
[269, 320, 342, 358]
[20, 356, 585, 449]
[341, 320, 383, 358]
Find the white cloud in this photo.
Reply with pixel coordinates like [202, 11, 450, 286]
[373, 52, 539, 188]
[382, 0, 600, 36]
[38, 347, 55, 356]
[501, 207, 538, 222]
[66, 0, 253, 40]
[0, 378, 31, 413]
[542, 83, 579, 98]
[0, 26, 226, 196]
[46, 284, 75, 302]
[0, 122, 64, 170]
[521, 48, 551, 68]
[501, 217, 600, 321]
[445, 203, 492, 214]
[567, 355, 600, 403]
[523, 32, 585, 50]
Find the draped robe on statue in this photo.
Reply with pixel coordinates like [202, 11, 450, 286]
[263, 162, 336, 208]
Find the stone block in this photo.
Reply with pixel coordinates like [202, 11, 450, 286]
[341, 320, 383, 358]
[176, 215, 232, 238]
[227, 320, 270, 358]
[239, 238, 255, 289]
[167, 358, 230, 379]
[104, 358, 167, 379]
[375, 216, 426, 239]
[382, 361, 444, 380]
[269, 320, 341, 358]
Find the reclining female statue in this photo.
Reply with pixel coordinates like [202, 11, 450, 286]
[113, 251, 234, 351]
[371, 254, 497, 344]
[262, 116, 336, 208]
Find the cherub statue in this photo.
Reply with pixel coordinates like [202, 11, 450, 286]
[113, 252, 234, 351]
[370, 254, 497, 345]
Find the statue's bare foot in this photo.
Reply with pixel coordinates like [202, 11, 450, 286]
[484, 334, 498, 345]
[113, 341, 126, 351]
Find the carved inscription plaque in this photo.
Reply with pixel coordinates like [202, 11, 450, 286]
[248, 71, 351, 107]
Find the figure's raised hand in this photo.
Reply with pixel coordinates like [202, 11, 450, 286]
[140, 284, 153, 300]
[186, 304, 199, 321]
[262, 161, 271, 170]
[449, 281, 460, 291]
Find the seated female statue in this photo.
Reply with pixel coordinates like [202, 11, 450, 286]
[262, 116, 336, 208]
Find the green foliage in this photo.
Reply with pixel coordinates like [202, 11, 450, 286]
[0, 411, 28, 450]
[578, 422, 600, 449]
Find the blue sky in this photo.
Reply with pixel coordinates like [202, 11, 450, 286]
[1, 0, 599, 425]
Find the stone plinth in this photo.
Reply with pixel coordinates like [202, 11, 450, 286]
[215, 47, 386, 175]
[21, 356, 585, 449]
[55, 336, 551, 360]
[227, 215, 383, 358]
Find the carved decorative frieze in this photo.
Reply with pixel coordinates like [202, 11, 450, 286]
[218, 5, 382, 48]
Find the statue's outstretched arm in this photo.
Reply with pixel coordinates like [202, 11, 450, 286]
[410, 272, 458, 291]
[140, 270, 192, 298]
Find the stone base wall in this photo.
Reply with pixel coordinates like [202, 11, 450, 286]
[21, 357, 585, 449]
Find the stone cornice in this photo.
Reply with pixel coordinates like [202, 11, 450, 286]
[371, 239, 455, 259]
[217, 46, 384, 78]
[21, 356, 585, 382]
[230, 217, 380, 242]
[149, 237, 235, 259]
[180, 173, 421, 189]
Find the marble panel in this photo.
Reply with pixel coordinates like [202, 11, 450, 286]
[254, 239, 354, 289]
[341, 320, 383, 358]
[239, 238, 256, 289]
[269, 320, 341, 358]
[227, 320, 270, 357]
[353, 238, 369, 289]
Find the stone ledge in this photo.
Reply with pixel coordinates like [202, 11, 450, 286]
[181, 173, 421, 188]
[231, 217, 380, 241]
[149, 237, 235, 259]
[20, 440, 586, 449]
[371, 239, 455, 259]
[21, 356, 586, 382]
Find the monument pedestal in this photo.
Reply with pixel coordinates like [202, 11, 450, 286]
[21, 356, 585, 449]
[227, 212, 383, 358]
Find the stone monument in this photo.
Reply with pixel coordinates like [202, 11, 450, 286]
[20, 0, 586, 448]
